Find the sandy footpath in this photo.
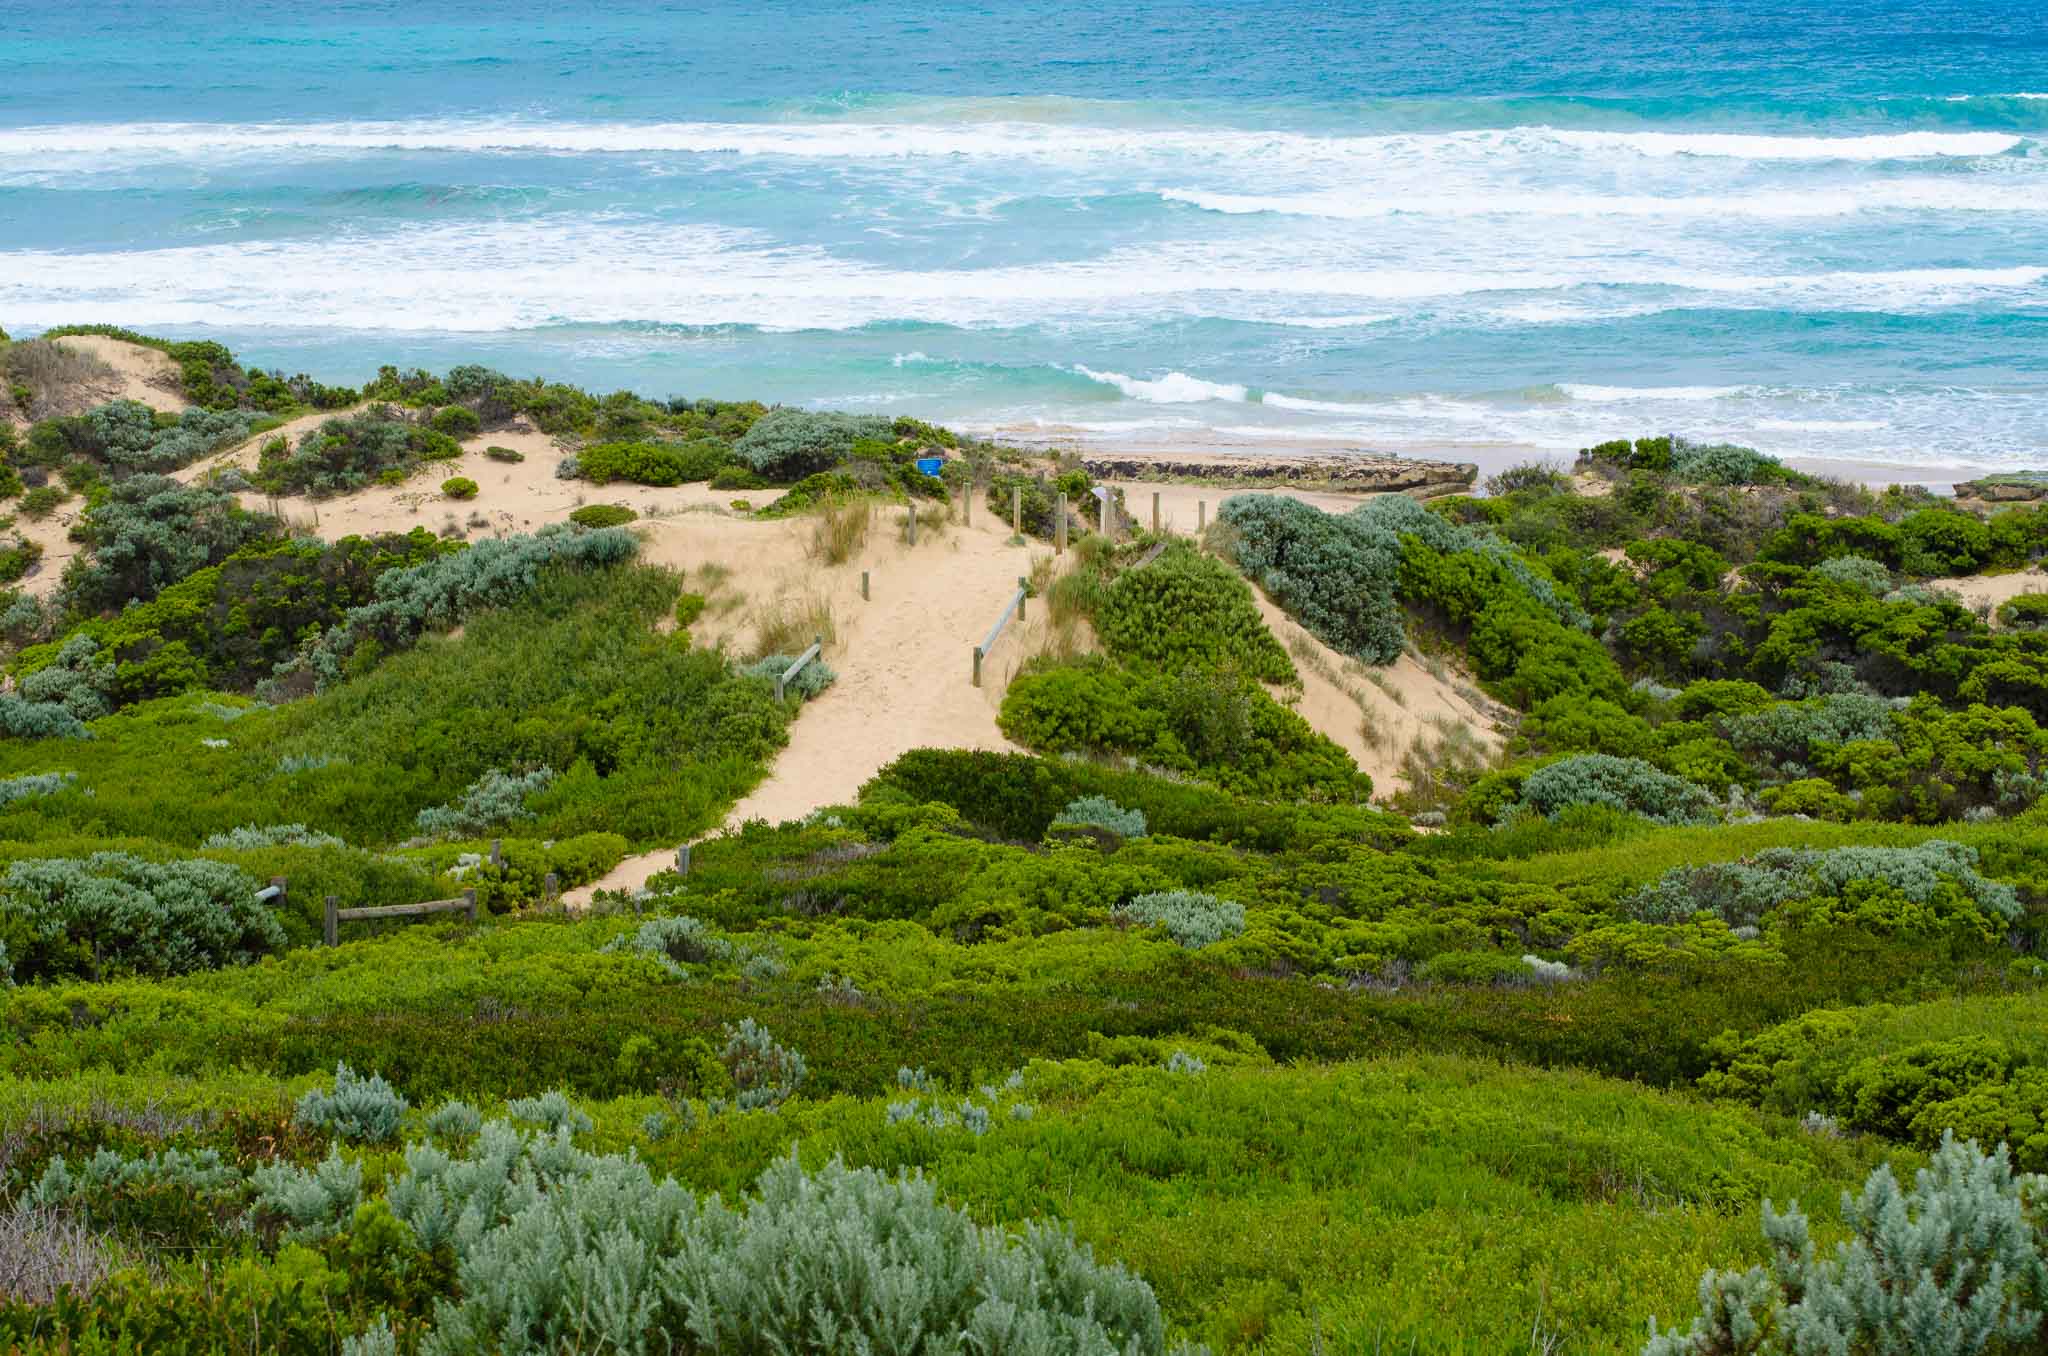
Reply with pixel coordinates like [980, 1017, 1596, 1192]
[1948, 568, 2048, 623]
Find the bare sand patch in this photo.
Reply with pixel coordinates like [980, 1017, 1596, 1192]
[48, 336, 189, 415]
[1947, 568, 2048, 624]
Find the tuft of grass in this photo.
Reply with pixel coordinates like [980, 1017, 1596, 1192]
[808, 501, 871, 566]
[2, 339, 116, 420]
[1392, 715, 1494, 813]
[751, 591, 836, 661]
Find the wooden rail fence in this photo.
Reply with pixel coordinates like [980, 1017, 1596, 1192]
[972, 577, 1029, 687]
[776, 636, 825, 702]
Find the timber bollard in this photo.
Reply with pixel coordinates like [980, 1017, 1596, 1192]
[861, 569, 870, 601]
[489, 838, 503, 868]
[463, 888, 478, 924]
[676, 843, 692, 876]
[542, 872, 560, 907]
[323, 894, 338, 947]
[972, 645, 983, 688]
[1100, 492, 1110, 538]
[1018, 577, 1028, 621]
[1199, 500, 1206, 533]
[1012, 484, 1021, 536]
[1152, 491, 1160, 533]
[907, 501, 917, 546]
[1056, 493, 1067, 553]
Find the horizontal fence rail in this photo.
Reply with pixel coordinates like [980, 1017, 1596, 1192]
[324, 889, 477, 946]
[776, 635, 825, 702]
[973, 577, 1029, 687]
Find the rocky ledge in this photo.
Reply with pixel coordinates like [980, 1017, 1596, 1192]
[1955, 475, 2048, 506]
[1078, 452, 1477, 498]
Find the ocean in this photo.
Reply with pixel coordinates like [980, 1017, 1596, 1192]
[2, 0, 2046, 474]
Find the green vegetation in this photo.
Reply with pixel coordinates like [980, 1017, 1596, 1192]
[2, 334, 2045, 1354]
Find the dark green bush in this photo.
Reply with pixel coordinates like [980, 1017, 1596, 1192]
[568, 504, 636, 528]
[429, 406, 482, 439]
[440, 477, 479, 501]
[732, 411, 895, 481]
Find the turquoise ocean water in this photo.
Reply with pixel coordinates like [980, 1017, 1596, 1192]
[3, 0, 2047, 471]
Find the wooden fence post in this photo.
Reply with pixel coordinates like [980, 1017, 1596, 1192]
[1198, 500, 1207, 533]
[861, 569, 869, 601]
[267, 876, 288, 912]
[962, 481, 971, 526]
[1056, 494, 1067, 554]
[323, 895, 338, 947]
[463, 888, 478, 925]
[1011, 484, 1021, 536]
[1151, 491, 1160, 534]
[1017, 577, 1028, 621]
[972, 645, 983, 688]
[908, 501, 918, 546]
[489, 838, 503, 868]
[542, 872, 560, 908]
[1100, 492, 1111, 539]
[676, 843, 692, 876]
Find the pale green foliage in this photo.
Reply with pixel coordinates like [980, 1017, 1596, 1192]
[1644, 1134, 2048, 1355]
[0, 771, 76, 807]
[31, 1146, 238, 1208]
[1055, 795, 1147, 838]
[414, 767, 556, 838]
[1514, 754, 1718, 826]
[605, 914, 732, 977]
[723, 1017, 806, 1111]
[16, 635, 117, 722]
[1667, 437, 1789, 487]
[83, 399, 251, 473]
[1166, 1051, 1209, 1075]
[1812, 554, 1894, 596]
[741, 652, 837, 699]
[0, 852, 282, 983]
[1627, 840, 2020, 929]
[1219, 492, 1586, 667]
[426, 1101, 484, 1141]
[302, 525, 638, 689]
[504, 1090, 592, 1136]
[295, 1062, 409, 1144]
[200, 823, 345, 850]
[732, 409, 894, 479]
[1114, 890, 1246, 950]
[399, 1130, 1194, 1356]
[0, 696, 90, 741]
[250, 1145, 364, 1244]
[1724, 694, 1895, 773]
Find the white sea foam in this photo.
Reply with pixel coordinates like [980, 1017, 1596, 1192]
[1163, 179, 2048, 220]
[1557, 383, 1750, 403]
[0, 119, 2021, 169]
[1259, 392, 1384, 414]
[1071, 365, 1249, 403]
[1264, 313, 1396, 329]
[0, 218, 2038, 334]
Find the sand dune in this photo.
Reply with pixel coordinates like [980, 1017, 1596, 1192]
[49, 336, 190, 415]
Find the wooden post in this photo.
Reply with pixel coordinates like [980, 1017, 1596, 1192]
[1198, 499, 1206, 533]
[1100, 492, 1110, 539]
[676, 843, 692, 876]
[268, 876, 287, 911]
[1151, 491, 1160, 534]
[908, 501, 917, 546]
[961, 482, 971, 526]
[323, 894, 338, 947]
[861, 569, 869, 601]
[1011, 484, 1021, 536]
[542, 872, 559, 907]
[489, 838, 503, 868]
[1018, 577, 1028, 621]
[463, 888, 478, 924]
[972, 644, 983, 688]
[1055, 494, 1067, 554]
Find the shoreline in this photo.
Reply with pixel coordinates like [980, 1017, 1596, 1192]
[983, 423, 2003, 495]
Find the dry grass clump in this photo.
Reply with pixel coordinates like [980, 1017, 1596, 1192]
[808, 501, 871, 566]
[1393, 715, 1494, 814]
[0, 1205, 111, 1305]
[750, 591, 836, 661]
[3, 340, 117, 420]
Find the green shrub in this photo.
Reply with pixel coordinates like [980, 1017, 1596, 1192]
[0, 851, 283, 984]
[256, 408, 461, 497]
[732, 410, 895, 481]
[1625, 839, 2019, 930]
[483, 445, 524, 464]
[1811, 553, 1893, 596]
[1219, 494, 1405, 663]
[19, 484, 67, 520]
[59, 476, 275, 616]
[567, 503, 636, 528]
[1512, 755, 1717, 826]
[1097, 543, 1294, 682]
[742, 653, 836, 700]
[440, 477, 478, 500]
[709, 465, 769, 491]
[577, 438, 728, 486]
[414, 767, 556, 839]
[674, 593, 706, 627]
[429, 406, 482, 438]
[2000, 594, 2048, 630]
